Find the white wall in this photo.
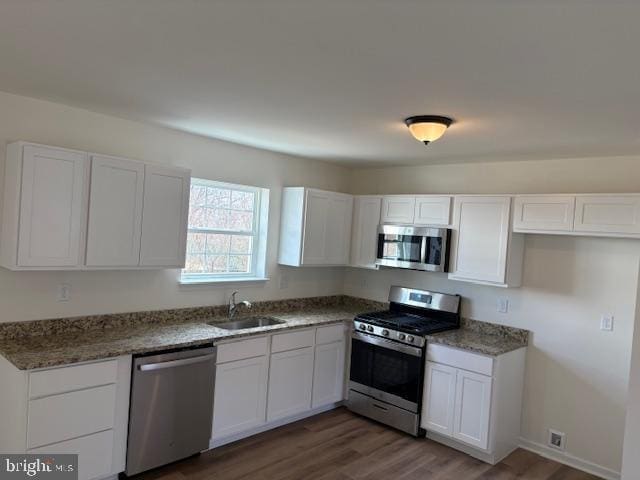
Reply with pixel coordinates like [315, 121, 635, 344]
[0, 91, 350, 321]
[621, 264, 640, 480]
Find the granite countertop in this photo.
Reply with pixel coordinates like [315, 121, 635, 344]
[0, 296, 384, 370]
[0, 309, 357, 370]
[426, 318, 529, 356]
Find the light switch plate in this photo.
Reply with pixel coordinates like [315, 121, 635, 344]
[600, 315, 614, 332]
[497, 298, 509, 314]
[57, 283, 71, 302]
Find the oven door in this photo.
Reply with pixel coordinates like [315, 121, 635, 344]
[375, 225, 449, 272]
[349, 331, 424, 412]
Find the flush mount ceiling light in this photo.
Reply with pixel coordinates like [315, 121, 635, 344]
[404, 115, 453, 145]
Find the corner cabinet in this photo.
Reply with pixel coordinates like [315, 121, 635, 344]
[278, 187, 353, 266]
[448, 196, 524, 287]
[422, 344, 526, 464]
[0, 141, 190, 270]
[349, 196, 382, 269]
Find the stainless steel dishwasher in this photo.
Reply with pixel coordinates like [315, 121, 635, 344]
[126, 345, 216, 476]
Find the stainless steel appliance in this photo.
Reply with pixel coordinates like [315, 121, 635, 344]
[376, 225, 451, 272]
[126, 346, 216, 476]
[346, 286, 460, 436]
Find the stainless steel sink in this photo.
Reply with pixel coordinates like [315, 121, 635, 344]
[209, 316, 285, 330]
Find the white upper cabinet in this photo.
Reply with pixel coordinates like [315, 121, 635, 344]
[381, 195, 451, 225]
[139, 165, 191, 267]
[449, 196, 524, 287]
[278, 187, 353, 267]
[573, 195, 640, 236]
[85, 155, 144, 267]
[1, 142, 88, 269]
[1, 141, 191, 270]
[349, 196, 382, 269]
[380, 196, 415, 224]
[414, 196, 451, 226]
[513, 195, 575, 233]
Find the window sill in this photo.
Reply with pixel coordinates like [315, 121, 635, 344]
[178, 276, 270, 286]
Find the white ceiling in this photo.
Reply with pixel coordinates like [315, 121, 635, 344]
[1, 0, 639, 166]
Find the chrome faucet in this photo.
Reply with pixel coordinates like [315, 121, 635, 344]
[228, 291, 252, 320]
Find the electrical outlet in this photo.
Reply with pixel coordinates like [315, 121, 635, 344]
[497, 298, 509, 314]
[57, 283, 71, 302]
[600, 315, 614, 332]
[548, 429, 566, 451]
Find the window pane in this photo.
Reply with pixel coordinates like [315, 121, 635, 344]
[189, 206, 207, 229]
[190, 185, 207, 207]
[230, 235, 252, 254]
[206, 255, 229, 272]
[228, 210, 253, 232]
[206, 208, 230, 229]
[231, 190, 255, 211]
[205, 234, 230, 254]
[229, 255, 251, 273]
[184, 253, 206, 273]
[207, 188, 231, 208]
[187, 233, 206, 253]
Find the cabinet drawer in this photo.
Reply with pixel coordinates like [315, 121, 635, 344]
[315, 324, 345, 345]
[427, 344, 494, 377]
[271, 329, 315, 353]
[217, 336, 268, 363]
[27, 384, 116, 449]
[29, 359, 118, 398]
[29, 430, 114, 480]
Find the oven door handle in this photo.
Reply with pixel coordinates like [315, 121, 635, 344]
[351, 331, 423, 357]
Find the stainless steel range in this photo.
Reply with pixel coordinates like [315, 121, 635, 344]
[346, 286, 461, 436]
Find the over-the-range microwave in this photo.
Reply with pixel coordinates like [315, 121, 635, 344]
[375, 224, 451, 272]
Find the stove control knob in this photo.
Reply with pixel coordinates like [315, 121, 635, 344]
[406, 335, 415, 343]
[381, 329, 389, 337]
[398, 333, 406, 340]
[367, 326, 374, 332]
[359, 324, 366, 331]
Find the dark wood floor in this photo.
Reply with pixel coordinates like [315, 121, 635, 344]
[136, 408, 602, 480]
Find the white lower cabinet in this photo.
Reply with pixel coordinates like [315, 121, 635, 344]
[452, 370, 492, 450]
[211, 324, 346, 446]
[0, 355, 131, 480]
[212, 355, 269, 439]
[267, 346, 315, 421]
[422, 345, 526, 464]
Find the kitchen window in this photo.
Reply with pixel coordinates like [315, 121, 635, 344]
[180, 178, 269, 284]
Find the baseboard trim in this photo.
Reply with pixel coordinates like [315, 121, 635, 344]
[518, 437, 620, 480]
[208, 402, 343, 449]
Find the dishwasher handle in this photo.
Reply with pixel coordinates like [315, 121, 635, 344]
[138, 353, 216, 372]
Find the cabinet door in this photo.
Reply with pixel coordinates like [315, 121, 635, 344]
[421, 362, 457, 436]
[312, 341, 346, 408]
[17, 145, 87, 267]
[453, 370, 492, 450]
[513, 196, 575, 232]
[212, 356, 268, 440]
[381, 196, 416, 224]
[139, 165, 190, 267]
[326, 194, 354, 265]
[301, 190, 330, 265]
[574, 195, 640, 236]
[85, 155, 144, 266]
[350, 196, 382, 269]
[414, 196, 451, 226]
[449, 196, 511, 284]
[267, 347, 314, 421]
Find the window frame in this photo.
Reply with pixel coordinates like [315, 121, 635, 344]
[180, 178, 268, 284]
